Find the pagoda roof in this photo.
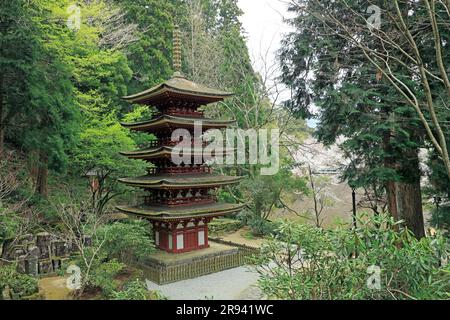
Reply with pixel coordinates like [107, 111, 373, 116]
[122, 74, 233, 105]
[118, 173, 243, 189]
[120, 146, 235, 160]
[120, 114, 235, 132]
[116, 202, 245, 220]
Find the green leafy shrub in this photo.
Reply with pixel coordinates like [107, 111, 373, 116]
[0, 264, 39, 300]
[87, 259, 125, 296]
[248, 217, 278, 237]
[66, 219, 155, 297]
[0, 209, 21, 245]
[97, 220, 156, 264]
[255, 214, 449, 300]
[237, 210, 278, 236]
[66, 249, 125, 297]
[111, 278, 149, 300]
[209, 218, 243, 235]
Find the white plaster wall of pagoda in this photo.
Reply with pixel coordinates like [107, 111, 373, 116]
[168, 234, 173, 250]
[155, 231, 160, 246]
[177, 234, 184, 249]
[198, 230, 205, 246]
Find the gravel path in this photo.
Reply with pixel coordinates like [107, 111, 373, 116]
[146, 266, 263, 300]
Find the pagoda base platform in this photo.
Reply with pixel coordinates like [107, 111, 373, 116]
[117, 202, 246, 254]
[138, 241, 251, 285]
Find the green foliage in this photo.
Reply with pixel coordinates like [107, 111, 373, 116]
[1, 0, 80, 172]
[53, 1, 139, 178]
[121, 105, 157, 148]
[236, 158, 308, 235]
[111, 278, 150, 300]
[66, 219, 155, 297]
[237, 210, 278, 237]
[87, 259, 126, 296]
[72, 50, 132, 111]
[0, 209, 21, 244]
[114, 0, 176, 91]
[247, 216, 278, 237]
[97, 220, 156, 264]
[256, 214, 449, 300]
[0, 264, 39, 300]
[71, 116, 144, 175]
[209, 218, 243, 235]
[65, 230, 126, 296]
[215, 0, 253, 88]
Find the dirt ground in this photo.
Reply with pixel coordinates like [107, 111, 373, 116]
[38, 276, 73, 300]
[218, 227, 266, 247]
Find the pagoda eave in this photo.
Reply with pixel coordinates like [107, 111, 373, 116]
[118, 175, 244, 189]
[123, 90, 231, 106]
[122, 76, 233, 105]
[120, 115, 235, 132]
[119, 146, 236, 160]
[116, 203, 246, 220]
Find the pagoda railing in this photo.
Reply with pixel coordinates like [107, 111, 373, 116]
[141, 139, 209, 149]
[147, 166, 212, 175]
[161, 138, 209, 147]
[166, 108, 204, 118]
[152, 108, 204, 118]
[143, 195, 216, 207]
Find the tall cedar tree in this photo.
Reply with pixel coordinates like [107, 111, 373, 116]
[279, 0, 427, 237]
[0, 0, 79, 197]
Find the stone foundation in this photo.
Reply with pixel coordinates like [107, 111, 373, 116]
[140, 240, 258, 285]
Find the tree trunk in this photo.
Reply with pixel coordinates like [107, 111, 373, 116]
[395, 147, 425, 239]
[0, 126, 4, 156]
[383, 129, 399, 221]
[0, 72, 5, 155]
[381, 123, 425, 238]
[385, 181, 399, 221]
[35, 151, 48, 198]
[29, 150, 39, 188]
[396, 180, 425, 239]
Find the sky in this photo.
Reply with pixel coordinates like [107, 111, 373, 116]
[237, 0, 292, 73]
[237, 0, 318, 127]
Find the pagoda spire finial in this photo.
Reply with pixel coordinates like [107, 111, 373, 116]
[173, 24, 183, 77]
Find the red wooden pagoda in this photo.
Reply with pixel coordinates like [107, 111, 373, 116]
[117, 27, 244, 254]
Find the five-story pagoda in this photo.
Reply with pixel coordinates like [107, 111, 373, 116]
[117, 27, 245, 254]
